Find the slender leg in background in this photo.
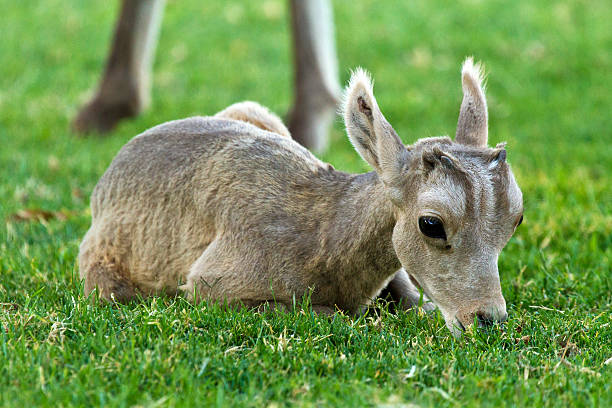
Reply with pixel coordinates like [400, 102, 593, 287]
[72, 0, 165, 134]
[287, 0, 341, 152]
[72, 0, 340, 150]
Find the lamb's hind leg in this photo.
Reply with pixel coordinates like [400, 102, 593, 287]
[180, 237, 295, 310]
[82, 258, 137, 303]
[180, 238, 336, 314]
[250, 301, 334, 315]
[79, 226, 138, 302]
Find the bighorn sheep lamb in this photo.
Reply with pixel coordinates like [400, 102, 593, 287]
[79, 58, 523, 335]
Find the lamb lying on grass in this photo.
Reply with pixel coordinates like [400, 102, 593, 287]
[79, 58, 523, 336]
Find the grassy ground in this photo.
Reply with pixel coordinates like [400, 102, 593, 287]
[1, 0, 610, 406]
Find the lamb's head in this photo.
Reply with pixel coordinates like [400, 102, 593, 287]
[343, 59, 523, 336]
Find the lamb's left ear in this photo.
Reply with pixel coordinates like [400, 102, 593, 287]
[456, 58, 488, 147]
[343, 68, 406, 181]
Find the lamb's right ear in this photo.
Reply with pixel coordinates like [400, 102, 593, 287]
[343, 68, 405, 179]
[456, 57, 488, 147]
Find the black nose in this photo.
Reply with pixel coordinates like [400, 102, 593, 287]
[476, 311, 508, 327]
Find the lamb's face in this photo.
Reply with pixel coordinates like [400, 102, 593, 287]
[391, 142, 523, 336]
[342, 57, 520, 336]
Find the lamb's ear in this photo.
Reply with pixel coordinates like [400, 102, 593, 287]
[343, 68, 406, 179]
[456, 58, 488, 147]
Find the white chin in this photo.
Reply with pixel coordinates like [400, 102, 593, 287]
[446, 318, 465, 338]
[439, 309, 464, 337]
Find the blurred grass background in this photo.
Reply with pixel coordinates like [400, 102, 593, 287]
[0, 0, 610, 406]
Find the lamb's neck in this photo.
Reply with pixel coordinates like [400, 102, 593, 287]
[324, 171, 401, 304]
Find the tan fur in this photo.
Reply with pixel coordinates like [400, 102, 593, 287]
[215, 101, 291, 139]
[79, 61, 523, 336]
[456, 57, 488, 147]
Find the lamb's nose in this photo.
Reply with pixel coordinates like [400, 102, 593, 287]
[476, 310, 508, 327]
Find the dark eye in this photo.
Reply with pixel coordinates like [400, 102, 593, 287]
[517, 215, 523, 227]
[418, 216, 447, 240]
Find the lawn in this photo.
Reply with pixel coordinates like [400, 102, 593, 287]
[0, 0, 610, 406]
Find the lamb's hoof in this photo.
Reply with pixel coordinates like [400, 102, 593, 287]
[72, 94, 141, 135]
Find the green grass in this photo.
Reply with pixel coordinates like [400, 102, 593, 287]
[1, 0, 611, 406]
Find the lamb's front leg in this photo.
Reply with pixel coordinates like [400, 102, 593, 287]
[382, 269, 436, 312]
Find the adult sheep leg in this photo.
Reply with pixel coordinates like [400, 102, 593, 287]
[72, 0, 340, 147]
[287, 0, 341, 152]
[73, 0, 165, 134]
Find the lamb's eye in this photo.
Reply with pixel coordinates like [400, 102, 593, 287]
[517, 215, 523, 228]
[418, 216, 447, 240]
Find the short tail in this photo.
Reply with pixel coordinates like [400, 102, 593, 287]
[215, 101, 291, 139]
